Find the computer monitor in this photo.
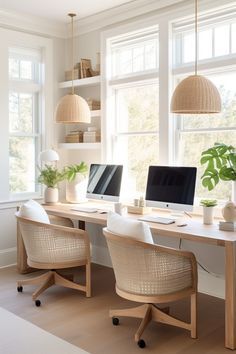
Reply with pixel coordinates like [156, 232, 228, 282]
[145, 166, 197, 212]
[86, 164, 123, 202]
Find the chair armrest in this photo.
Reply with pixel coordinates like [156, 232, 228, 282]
[103, 228, 198, 293]
[49, 215, 74, 228]
[16, 215, 91, 264]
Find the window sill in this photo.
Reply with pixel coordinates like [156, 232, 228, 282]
[0, 194, 43, 209]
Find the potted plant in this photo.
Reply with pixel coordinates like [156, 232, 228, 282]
[63, 162, 88, 203]
[200, 143, 236, 199]
[200, 199, 217, 225]
[38, 165, 64, 204]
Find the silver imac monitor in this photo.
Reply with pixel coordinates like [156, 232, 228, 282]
[145, 166, 197, 212]
[86, 164, 123, 202]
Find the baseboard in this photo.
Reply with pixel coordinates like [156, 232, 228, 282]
[0, 247, 17, 268]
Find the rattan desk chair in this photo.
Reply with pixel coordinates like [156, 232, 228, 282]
[16, 213, 91, 306]
[103, 228, 197, 348]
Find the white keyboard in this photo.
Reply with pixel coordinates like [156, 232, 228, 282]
[71, 207, 98, 213]
[139, 216, 175, 225]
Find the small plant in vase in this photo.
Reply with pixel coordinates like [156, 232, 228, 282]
[200, 199, 217, 225]
[63, 162, 88, 203]
[38, 165, 64, 204]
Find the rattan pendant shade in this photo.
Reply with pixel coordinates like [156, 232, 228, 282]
[170, 74, 221, 114]
[55, 94, 90, 123]
[55, 13, 91, 124]
[170, 0, 221, 114]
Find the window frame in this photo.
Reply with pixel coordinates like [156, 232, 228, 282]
[0, 28, 53, 203]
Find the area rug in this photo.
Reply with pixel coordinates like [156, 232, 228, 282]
[0, 307, 90, 354]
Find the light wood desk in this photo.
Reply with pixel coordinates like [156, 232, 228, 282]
[17, 202, 236, 350]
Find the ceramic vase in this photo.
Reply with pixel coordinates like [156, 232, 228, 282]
[66, 173, 88, 203]
[44, 187, 59, 204]
[203, 206, 214, 225]
[222, 201, 236, 222]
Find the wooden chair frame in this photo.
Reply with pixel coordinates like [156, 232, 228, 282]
[16, 214, 91, 305]
[103, 228, 198, 346]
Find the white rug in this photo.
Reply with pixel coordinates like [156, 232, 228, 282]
[0, 307, 90, 354]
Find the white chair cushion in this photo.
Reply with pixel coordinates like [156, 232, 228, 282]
[107, 211, 153, 244]
[18, 199, 50, 224]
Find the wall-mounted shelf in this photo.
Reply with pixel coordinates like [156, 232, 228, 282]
[59, 75, 101, 89]
[91, 110, 101, 117]
[58, 143, 101, 150]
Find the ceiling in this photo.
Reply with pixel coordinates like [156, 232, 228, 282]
[0, 0, 137, 22]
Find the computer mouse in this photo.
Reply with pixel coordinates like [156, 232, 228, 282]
[175, 219, 187, 227]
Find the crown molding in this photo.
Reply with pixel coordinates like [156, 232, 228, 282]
[0, 9, 67, 38]
[69, 0, 186, 36]
[0, 0, 234, 38]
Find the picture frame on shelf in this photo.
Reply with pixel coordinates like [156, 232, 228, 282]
[80, 59, 93, 78]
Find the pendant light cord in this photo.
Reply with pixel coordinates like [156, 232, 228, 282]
[68, 13, 76, 95]
[195, 0, 198, 76]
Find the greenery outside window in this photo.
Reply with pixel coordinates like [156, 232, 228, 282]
[8, 48, 42, 195]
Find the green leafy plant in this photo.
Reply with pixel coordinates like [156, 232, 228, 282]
[200, 199, 218, 207]
[200, 143, 236, 191]
[63, 162, 88, 182]
[38, 165, 65, 188]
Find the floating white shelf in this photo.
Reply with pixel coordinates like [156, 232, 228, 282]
[59, 75, 101, 89]
[58, 143, 101, 150]
[90, 110, 100, 117]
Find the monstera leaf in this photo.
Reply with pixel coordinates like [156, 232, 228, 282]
[200, 143, 236, 191]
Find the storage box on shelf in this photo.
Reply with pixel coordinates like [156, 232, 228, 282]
[65, 130, 83, 143]
[86, 98, 100, 110]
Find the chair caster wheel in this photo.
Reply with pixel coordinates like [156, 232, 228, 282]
[35, 300, 41, 307]
[112, 317, 119, 326]
[138, 339, 146, 348]
[17, 286, 23, 292]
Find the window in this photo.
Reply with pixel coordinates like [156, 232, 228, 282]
[111, 30, 158, 78]
[107, 27, 159, 197]
[173, 11, 236, 202]
[173, 14, 236, 66]
[104, 4, 236, 204]
[0, 28, 52, 202]
[9, 48, 42, 195]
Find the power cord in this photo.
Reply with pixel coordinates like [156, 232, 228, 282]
[178, 238, 224, 279]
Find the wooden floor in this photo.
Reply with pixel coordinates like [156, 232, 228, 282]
[0, 264, 230, 354]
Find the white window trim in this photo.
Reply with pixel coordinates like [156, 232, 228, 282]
[0, 28, 53, 203]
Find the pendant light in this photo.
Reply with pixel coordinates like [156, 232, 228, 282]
[55, 13, 91, 123]
[170, 0, 221, 114]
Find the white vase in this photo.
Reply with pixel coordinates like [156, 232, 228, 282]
[66, 173, 88, 203]
[44, 187, 59, 204]
[203, 206, 214, 225]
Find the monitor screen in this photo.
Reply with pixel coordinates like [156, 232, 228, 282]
[86, 164, 123, 202]
[145, 166, 197, 211]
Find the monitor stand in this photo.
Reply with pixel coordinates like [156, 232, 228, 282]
[170, 210, 185, 220]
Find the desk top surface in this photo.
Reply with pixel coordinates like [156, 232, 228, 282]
[44, 202, 236, 246]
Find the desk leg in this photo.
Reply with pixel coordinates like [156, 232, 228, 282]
[225, 241, 236, 350]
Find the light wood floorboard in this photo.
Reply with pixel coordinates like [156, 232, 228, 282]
[0, 264, 229, 354]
